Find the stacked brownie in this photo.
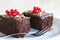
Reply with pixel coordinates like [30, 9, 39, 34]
[23, 11, 53, 30]
[30, 14, 53, 30]
[0, 15, 30, 37]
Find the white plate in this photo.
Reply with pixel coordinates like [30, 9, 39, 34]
[0, 18, 60, 40]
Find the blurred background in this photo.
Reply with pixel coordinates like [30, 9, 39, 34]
[0, 0, 60, 19]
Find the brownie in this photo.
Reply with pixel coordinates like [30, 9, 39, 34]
[30, 14, 53, 30]
[14, 17, 30, 38]
[0, 15, 30, 38]
[23, 12, 53, 30]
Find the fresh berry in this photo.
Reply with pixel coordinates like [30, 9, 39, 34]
[38, 8, 42, 12]
[37, 7, 39, 10]
[32, 10, 37, 14]
[33, 6, 37, 10]
[5, 10, 11, 16]
[10, 9, 15, 14]
[14, 9, 20, 15]
[15, 9, 20, 14]
[32, 6, 42, 14]
[12, 9, 20, 17]
[5, 9, 22, 17]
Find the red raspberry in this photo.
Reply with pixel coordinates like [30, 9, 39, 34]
[33, 6, 39, 14]
[5, 9, 21, 17]
[33, 6, 42, 14]
[15, 9, 19, 14]
[32, 10, 38, 14]
[12, 9, 20, 17]
[33, 6, 37, 10]
[10, 9, 15, 14]
[37, 7, 39, 10]
[5, 10, 11, 16]
[15, 9, 20, 15]
[10, 9, 16, 17]
[38, 8, 42, 12]
[37, 7, 42, 12]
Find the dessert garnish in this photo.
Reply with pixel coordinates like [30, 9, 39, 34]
[5, 9, 21, 17]
[32, 6, 47, 16]
[32, 6, 42, 14]
[5, 10, 11, 16]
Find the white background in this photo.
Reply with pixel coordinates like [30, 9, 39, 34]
[0, 0, 60, 40]
[0, 0, 60, 19]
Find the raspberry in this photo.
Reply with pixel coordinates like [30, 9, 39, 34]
[38, 8, 42, 12]
[37, 7, 39, 10]
[15, 9, 19, 14]
[37, 7, 42, 12]
[5, 10, 11, 16]
[12, 9, 20, 17]
[32, 6, 42, 14]
[15, 9, 20, 15]
[33, 6, 37, 10]
[32, 10, 38, 14]
[10, 9, 15, 14]
[5, 9, 21, 17]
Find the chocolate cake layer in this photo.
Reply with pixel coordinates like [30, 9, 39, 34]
[23, 12, 53, 30]
[0, 15, 30, 38]
[14, 17, 30, 38]
[30, 14, 53, 30]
